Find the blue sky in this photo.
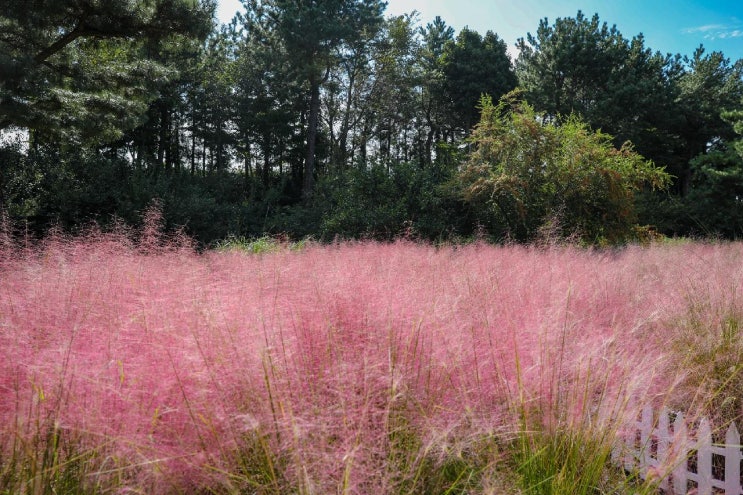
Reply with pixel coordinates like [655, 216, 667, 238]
[216, 0, 743, 60]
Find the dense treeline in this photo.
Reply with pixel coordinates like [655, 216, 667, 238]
[1, 1, 742, 245]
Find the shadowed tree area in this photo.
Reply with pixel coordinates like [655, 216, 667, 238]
[1, 4, 742, 245]
[0, 0, 215, 142]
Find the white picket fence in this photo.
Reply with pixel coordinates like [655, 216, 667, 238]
[613, 405, 743, 495]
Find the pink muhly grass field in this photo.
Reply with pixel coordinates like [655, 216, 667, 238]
[1, 227, 741, 493]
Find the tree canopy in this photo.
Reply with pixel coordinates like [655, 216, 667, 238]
[1, 6, 742, 245]
[0, 0, 215, 141]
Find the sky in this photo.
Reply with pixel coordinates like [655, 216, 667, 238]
[216, 0, 743, 61]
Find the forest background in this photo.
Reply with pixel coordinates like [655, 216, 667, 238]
[2, 0, 743, 246]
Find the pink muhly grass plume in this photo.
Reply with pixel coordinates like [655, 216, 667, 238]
[0, 230, 738, 493]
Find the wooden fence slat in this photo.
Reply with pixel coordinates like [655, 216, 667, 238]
[640, 405, 654, 470]
[616, 408, 743, 495]
[724, 423, 741, 495]
[697, 417, 713, 495]
[672, 411, 689, 495]
[657, 408, 671, 492]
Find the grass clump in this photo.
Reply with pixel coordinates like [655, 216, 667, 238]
[0, 422, 112, 495]
[511, 414, 658, 495]
[213, 235, 310, 254]
[384, 407, 487, 494]
[515, 429, 615, 495]
[669, 294, 743, 430]
[506, 365, 641, 495]
[217, 429, 286, 495]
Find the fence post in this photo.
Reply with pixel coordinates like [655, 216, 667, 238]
[723, 423, 741, 495]
[639, 404, 654, 470]
[615, 407, 743, 494]
[657, 408, 671, 493]
[697, 418, 713, 495]
[672, 411, 689, 495]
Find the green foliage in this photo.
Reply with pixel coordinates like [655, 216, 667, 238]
[0, 137, 44, 220]
[383, 404, 488, 495]
[2, 2, 743, 244]
[723, 106, 743, 162]
[517, 11, 631, 125]
[125, 30, 236, 174]
[232, 15, 303, 188]
[677, 50, 743, 153]
[511, 423, 657, 495]
[0, 0, 215, 143]
[638, 85, 743, 237]
[686, 147, 743, 237]
[637, 144, 743, 239]
[0, 142, 252, 244]
[671, 49, 743, 194]
[457, 92, 670, 244]
[441, 28, 518, 132]
[515, 11, 743, 205]
[213, 235, 309, 254]
[317, 160, 473, 241]
[318, 166, 410, 239]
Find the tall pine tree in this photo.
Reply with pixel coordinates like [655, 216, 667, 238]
[255, 0, 386, 198]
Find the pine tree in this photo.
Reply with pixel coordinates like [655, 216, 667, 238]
[0, 0, 215, 143]
[256, 0, 386, 198]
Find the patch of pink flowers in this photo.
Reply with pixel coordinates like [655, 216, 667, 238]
[2, 225, 740, 492]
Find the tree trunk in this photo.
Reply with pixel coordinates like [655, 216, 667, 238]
[158, 100, 169, 170]
[244, 152, 252, 196]
[336, 69, 356, 170]
[171, 125, 180, 172]
[216, 122, 224, 172]
[262, 134, 271, 187]
[190, 126, 196, 175]
[303, 81, 321, 199]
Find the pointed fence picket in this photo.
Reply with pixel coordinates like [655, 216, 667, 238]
[613, 405, 743, 495]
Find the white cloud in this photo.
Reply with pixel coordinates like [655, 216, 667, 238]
[684, 24, 727, 34]
[683, 19, 743, 41]
[718, 30, 743, 39]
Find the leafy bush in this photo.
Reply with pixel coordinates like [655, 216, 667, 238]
[456, 91, 671, 245]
